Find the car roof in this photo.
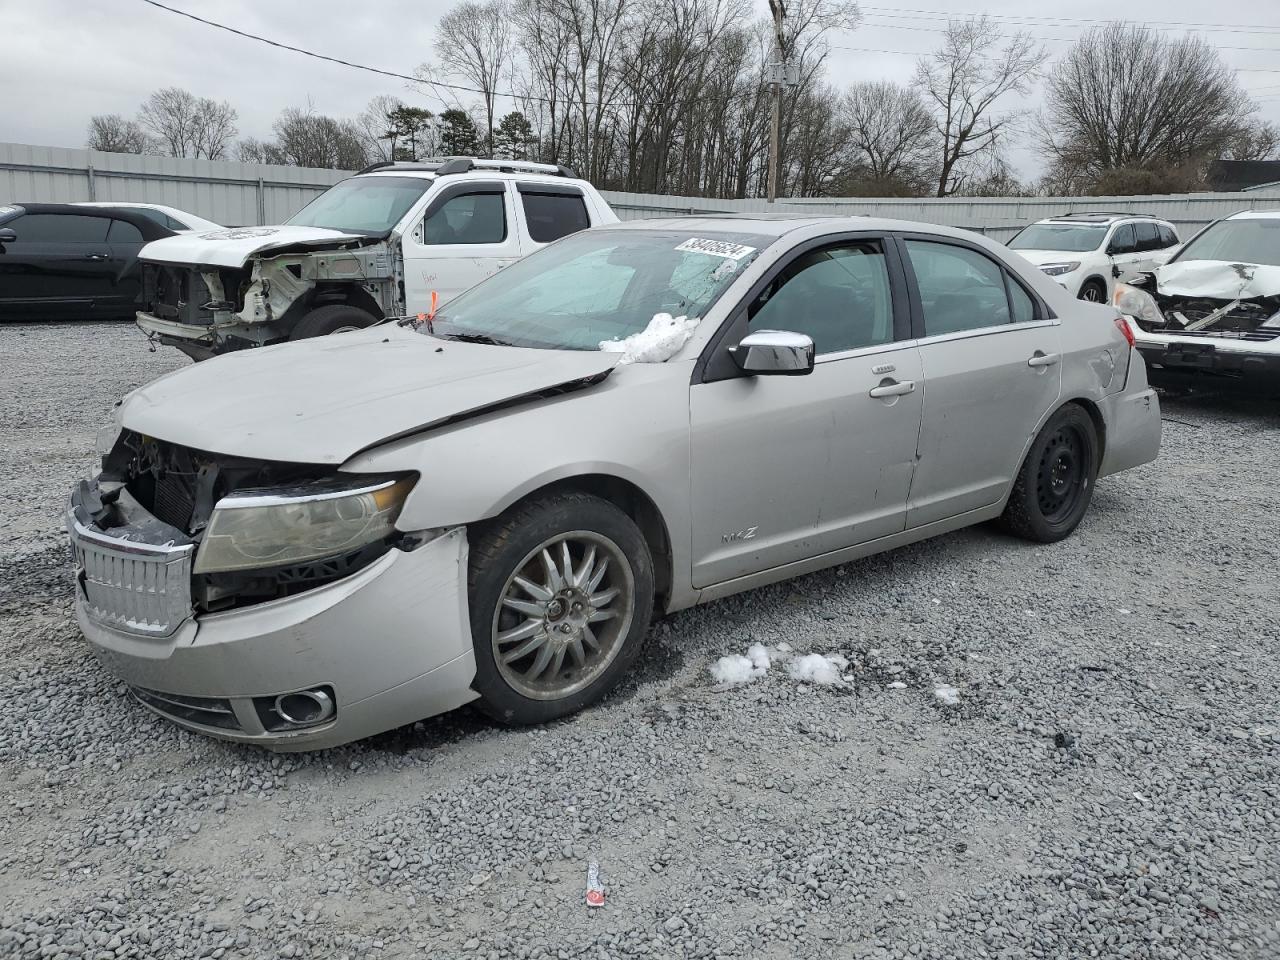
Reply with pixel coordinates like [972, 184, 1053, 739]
[601, 214, 1004, 242]
[4, 202, 176, 239]
[356, 169, 593, 189]
[1225, 209, 1280, 220]
[1035, 213, 1172, 227]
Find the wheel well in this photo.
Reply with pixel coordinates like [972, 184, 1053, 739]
[1063, 397, 1106, 461]
[309, 284, 384, 320]
[1080, 275, 1108, 293]
[511, 475, 674, 611]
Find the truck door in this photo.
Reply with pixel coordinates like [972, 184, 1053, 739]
[401, 181, 520, 312]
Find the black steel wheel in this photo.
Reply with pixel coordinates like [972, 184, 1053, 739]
[1000, 404, 1100, 543]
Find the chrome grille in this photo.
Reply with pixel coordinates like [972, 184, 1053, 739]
[68, 519, 194, 639]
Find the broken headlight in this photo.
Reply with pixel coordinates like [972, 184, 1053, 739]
[1113, 283, 1166, 327]
[193, 475, 415, 574]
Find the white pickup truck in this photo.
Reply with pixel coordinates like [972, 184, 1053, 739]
[134, 158, 618, 358]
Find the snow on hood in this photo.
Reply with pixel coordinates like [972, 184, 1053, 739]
[599, 312, 700, 364]
[138, 224, 371, 269]
[1155, 260, 1280, 300]
[119, 326, 619, 464]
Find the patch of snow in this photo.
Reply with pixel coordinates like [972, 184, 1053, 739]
[746, 643, 772, 672]
[709, 654, 762, 685]
[599, 312, 700, 364]
[933, 684, 961, 707]
[888, 681, 908, 689]
[786, 653, 849, 686]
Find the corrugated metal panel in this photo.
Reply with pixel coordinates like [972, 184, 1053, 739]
[0, 141, 348, 226]
[7, 142, 1280, 238]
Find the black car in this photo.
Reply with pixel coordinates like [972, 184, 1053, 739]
[0, 203, 177, 321]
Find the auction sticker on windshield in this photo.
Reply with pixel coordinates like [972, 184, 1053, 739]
[675, 237, 757, 260]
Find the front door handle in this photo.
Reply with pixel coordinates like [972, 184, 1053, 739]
[84, 253, 108, 261]
[1027, 352, 1060, 368]
[869, 379, 916, 398]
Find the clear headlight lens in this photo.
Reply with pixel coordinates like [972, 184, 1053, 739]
[1038, 262, 1080, 276]
[193, 475, 415, 574]
[1112, 282, 1166, 326]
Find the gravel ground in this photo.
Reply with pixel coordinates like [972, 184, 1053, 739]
[1, 321, 1277, 960]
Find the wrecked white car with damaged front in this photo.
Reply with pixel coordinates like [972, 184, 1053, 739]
[133, 157, 616, 359]
[1115, 211, 1280, 392]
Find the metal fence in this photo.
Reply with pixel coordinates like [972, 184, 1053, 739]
[7, 141, 1280, 240]
[0, 142, 346, 226]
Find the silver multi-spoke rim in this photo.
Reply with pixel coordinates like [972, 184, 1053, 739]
[491, 530, 635, 701]
[332, 324, 363, 334]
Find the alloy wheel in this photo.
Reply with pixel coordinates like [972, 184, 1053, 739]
[490, 531, 635, 701]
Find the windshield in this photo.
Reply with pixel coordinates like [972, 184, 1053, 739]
[1173, 218, 1280, 268]
[1009, 223, 1107, 253]
[287, 176, 431, 233]
[429, 229, 769, 351]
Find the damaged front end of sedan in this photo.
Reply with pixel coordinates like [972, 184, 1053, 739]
[1116, 259, 1280, 392]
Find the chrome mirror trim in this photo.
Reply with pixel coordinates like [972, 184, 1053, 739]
[730, 329, 815, 376]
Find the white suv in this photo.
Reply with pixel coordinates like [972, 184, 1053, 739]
[133, 158, 618, 359]
[1007, 213, 1180, 303]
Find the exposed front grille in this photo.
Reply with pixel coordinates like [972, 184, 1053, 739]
[68, 519, 194, 638]
[1163, 327, 1280, 343]
[131, 686, 242, 730]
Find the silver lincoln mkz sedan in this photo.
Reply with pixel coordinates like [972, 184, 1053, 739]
[68, 216, 1162, 749]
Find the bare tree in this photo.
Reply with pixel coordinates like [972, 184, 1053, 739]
[271, 108, 369, 169]
[1041, 26, 1256, 192]
[236, 137, 286, 165]
[138, 87, 238, 159]
[433, 0, 511, 155]
[839, 81, 935, 195]
[915, 17, 1044, 197]
[1226, 121, 1280, 162]
[86, 114, 152, 154]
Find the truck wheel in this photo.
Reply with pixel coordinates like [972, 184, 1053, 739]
[1000, 404, 1100, 543]
[289, 304, 377, 340]
[1078, 279, 1107, 303]
[467, 492, 655, 726]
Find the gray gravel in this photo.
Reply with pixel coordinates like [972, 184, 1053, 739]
[1, 321, 1278, 959]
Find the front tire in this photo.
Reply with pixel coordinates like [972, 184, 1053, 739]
[467, 492, 655, 725]
[1000, 404, 1100, 543]
[289, 304, 377, 340]
[1078, 279, 1107, 303]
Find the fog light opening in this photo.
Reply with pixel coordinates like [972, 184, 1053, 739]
[274, 689, 335, 726]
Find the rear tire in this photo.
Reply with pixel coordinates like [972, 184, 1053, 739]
[1078, 279, 1107, 303]
[467, 492, 655, 725]
[288, 304, 377, 340]
[1000, 404, 1100, 543]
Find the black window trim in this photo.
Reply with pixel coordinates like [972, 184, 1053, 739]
[694, 231, 913, 385]
[415, 180, 509, 245]
[891, 232, 1054, 342]
[518, 187, 592, 243]
[514, 182, 587, 200]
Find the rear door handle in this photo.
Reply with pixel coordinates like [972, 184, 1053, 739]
[869, 379, 916, 398]
[84, 253, 108, 261]
[1027, 352, 1060, 368]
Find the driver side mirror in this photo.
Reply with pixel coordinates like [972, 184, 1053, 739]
[0, 227, 15, 246]
[730, 329, 815, 376]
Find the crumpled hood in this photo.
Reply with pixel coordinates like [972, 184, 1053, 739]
[138, 224, 372, 269]
[1013, 249, 1090, 268]
[120, 326, 620, 464]
[1155, 259, 1280, 300]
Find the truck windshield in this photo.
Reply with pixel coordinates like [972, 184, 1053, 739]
[1008, 223, 1106, 253]
[429, 229, 769, 351]
[1173, 218, 1280, 268]
[287, 176, 431, 234]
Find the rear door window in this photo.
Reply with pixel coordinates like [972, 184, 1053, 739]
[1108, 224, 1137, 254]
[8, 213, 109, 242]
[521, 191, 591, 243]
[905, 240, 1012, 336]
[1134, 222, 1160, 252]
[1159, 224, 1178, 247]
[107, 219, 145, 243]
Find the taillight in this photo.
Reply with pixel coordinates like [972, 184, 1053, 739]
[1114, 315, 1136, 348]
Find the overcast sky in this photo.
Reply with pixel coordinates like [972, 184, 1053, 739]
[5, 0, 1280, 182]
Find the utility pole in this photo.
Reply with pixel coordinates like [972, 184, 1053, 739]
[767, 0, 786, 203]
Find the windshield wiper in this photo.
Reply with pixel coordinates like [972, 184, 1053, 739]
[440, 332, 514, 347]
